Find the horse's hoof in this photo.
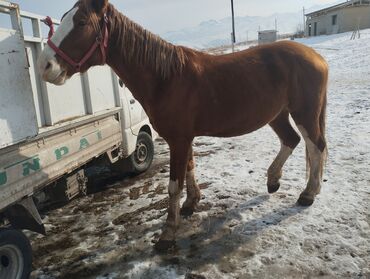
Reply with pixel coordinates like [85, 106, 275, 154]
[297, 195, 314, 206]
[154, 240, 176, 252]
[267, 182, 280, 194]
[180, 207, 194, 218]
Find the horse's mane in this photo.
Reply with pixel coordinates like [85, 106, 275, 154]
[84, 1, 187, 79]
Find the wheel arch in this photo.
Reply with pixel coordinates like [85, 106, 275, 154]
[139, 125, 152, 137]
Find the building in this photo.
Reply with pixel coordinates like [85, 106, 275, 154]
[258, 30, 277, 45]
[305, 0, 370, 36]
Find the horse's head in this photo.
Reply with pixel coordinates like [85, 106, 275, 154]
[38, 0, 109, 85]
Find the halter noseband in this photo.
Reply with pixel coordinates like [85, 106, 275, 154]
[42, 14, 109, 72]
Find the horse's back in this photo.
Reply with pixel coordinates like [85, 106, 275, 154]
[175, 41, 328, 137]
[201, 40, 328, 102]
[203, 40, 327, 74]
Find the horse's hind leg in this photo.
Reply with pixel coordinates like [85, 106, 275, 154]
[180, 144, 201, 217]
[291, 103, 327, 206]
[267, 110, 301, 193]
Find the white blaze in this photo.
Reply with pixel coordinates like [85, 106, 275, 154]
[50, 7, 78, 48]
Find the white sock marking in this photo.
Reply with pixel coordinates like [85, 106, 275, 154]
[168, 180, 179, 196]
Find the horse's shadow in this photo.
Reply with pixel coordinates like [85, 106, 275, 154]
[116, 194, 306, 276]
[165, 195, 305, 270]
[57, 194, 307, 278]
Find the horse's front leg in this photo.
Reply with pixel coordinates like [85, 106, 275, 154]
[180, 144, 201, 217]
[155, 139, 192, 251]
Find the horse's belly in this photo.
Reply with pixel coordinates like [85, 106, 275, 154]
[194, 108, 279, 138]
[193, 83, 286, 138]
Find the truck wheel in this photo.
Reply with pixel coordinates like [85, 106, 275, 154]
[111, 131, 154, 175]
[129, 131, 154, 175]
[0, 229, 32, 279]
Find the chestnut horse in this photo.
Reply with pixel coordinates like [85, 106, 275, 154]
[38, 0, 328, 250]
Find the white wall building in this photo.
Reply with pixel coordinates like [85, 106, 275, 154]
[258, 30, 277, 45]
[305, 0, 370, 36]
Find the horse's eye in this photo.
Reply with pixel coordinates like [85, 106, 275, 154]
[78, 20, 87, 26]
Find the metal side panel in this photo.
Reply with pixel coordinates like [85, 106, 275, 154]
[25, 43, 45, 127]
[45, 74, 87, 125]
[0, 115, 122, 210]
[85, 65, 117, 114]
[0, 29, 38, 148]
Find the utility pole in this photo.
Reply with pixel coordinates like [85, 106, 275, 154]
[303, 7, 306, 36]
[275, 18, 278, 40]
[231, 0, 236, 52]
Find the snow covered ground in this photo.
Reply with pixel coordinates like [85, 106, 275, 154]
[30, 30, 370, 279]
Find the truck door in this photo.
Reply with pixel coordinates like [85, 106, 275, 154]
[124, 87, 144, 128]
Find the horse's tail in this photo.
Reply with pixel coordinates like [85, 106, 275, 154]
[305, 147, 310, 180]
[319, 91, 328, 179]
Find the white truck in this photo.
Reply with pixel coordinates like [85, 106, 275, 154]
[0, 1, 157, 278]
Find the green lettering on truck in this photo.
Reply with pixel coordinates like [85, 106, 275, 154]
[79, 138, 90, 150]
[22, 158, 41, 176]
[0, 171, 7, 186]
[97, 131, 102, 140]
[55, 146, 69, 160]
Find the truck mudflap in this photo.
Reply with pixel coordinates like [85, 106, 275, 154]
[5, 196, 45, 235]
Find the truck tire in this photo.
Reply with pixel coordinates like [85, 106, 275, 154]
[128, 131, 154, 175]
[0, 229, 32, 279]
[112, 131, 154, 175]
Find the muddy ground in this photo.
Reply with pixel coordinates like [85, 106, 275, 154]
[29, 133, 369, 279]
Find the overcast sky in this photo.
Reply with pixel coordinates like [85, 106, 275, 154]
[10, 0, 339, 34]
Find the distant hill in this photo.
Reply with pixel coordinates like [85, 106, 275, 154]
[162, 12, 303, 48]
[162, 1, 343, 49]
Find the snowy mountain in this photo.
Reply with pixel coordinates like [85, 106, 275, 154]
[162, 12, 303, 48]
[162, 1, 344, 48]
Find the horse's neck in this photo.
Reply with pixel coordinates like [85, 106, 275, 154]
[105, 6, 177, 104]
[106, 29, 158, 104]
[107, 54, 158, 104]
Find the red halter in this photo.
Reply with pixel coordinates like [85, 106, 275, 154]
[42, 15, 109, 72]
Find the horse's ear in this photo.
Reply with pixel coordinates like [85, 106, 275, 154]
[91, 0, 109, 14]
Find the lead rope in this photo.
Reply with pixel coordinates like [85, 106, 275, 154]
[42, 16, 54, 39]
